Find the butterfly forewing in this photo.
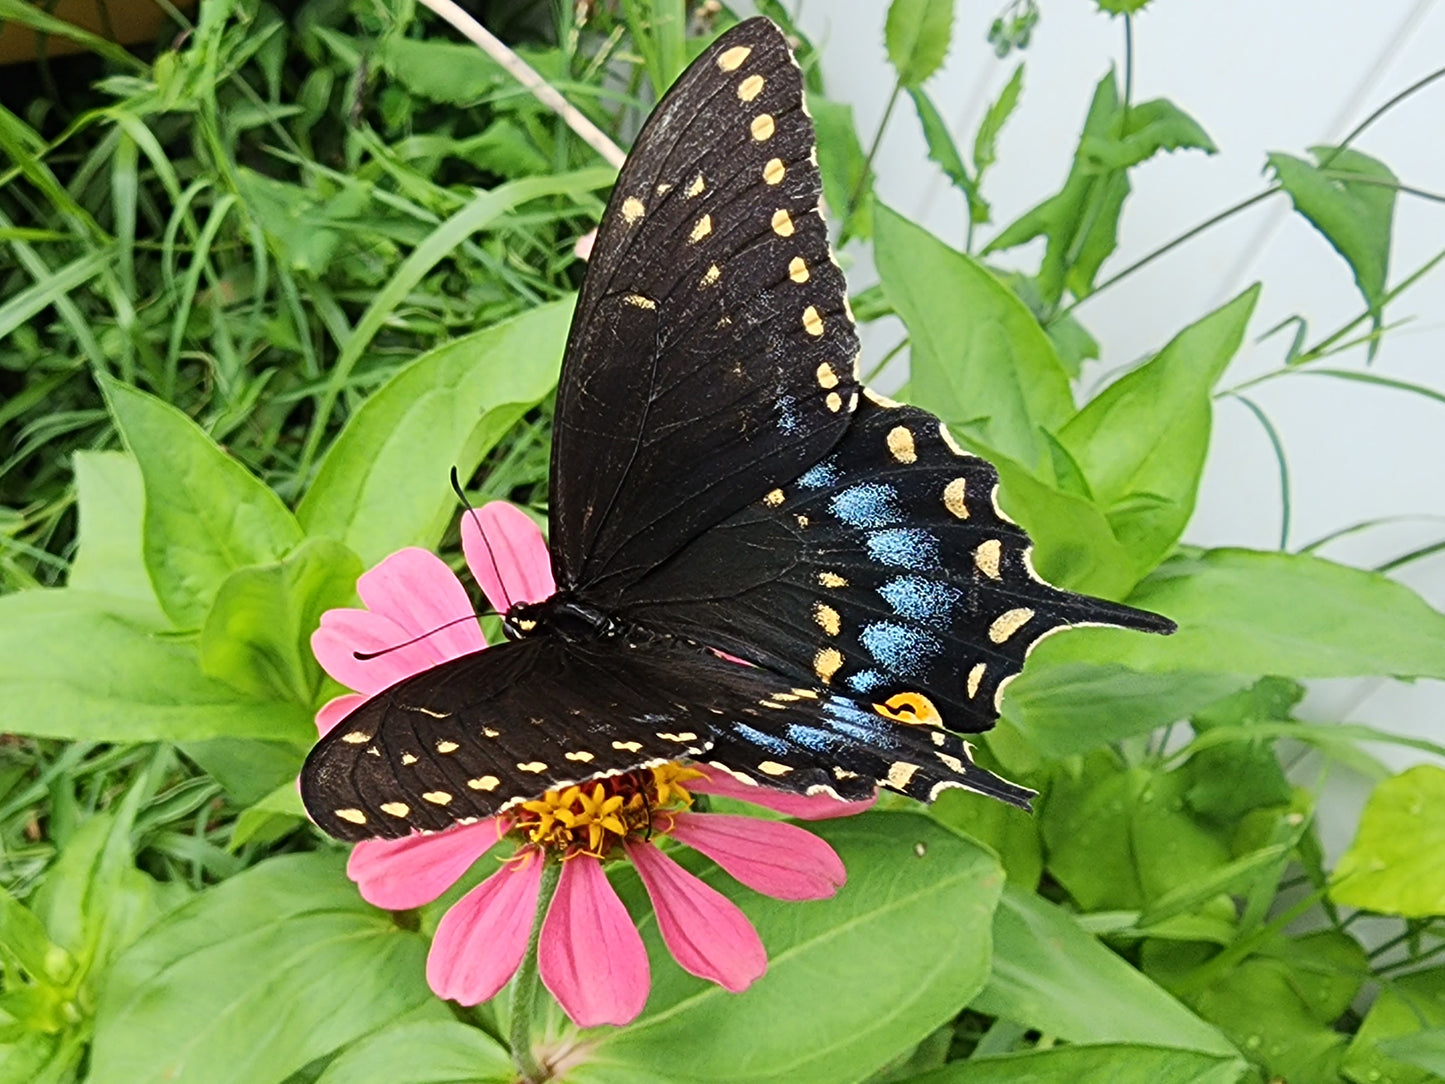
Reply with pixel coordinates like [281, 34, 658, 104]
[551, 18, 859, 603]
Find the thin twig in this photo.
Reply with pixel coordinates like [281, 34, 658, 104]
[413, 0, 626, 169]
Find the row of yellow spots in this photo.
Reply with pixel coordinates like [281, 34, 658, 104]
[812, 601, 841, 636]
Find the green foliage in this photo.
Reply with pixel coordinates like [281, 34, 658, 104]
[0, 1, 1442, 1082]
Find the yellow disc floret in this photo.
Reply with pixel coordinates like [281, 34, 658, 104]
[512, 763, 705, 858]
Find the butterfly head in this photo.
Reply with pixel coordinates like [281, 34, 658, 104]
[503, 595, 629, 643]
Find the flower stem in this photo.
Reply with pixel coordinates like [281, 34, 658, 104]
[510, 859, 562, 1084]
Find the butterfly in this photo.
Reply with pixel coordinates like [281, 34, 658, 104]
[300, 16, 1174, 842]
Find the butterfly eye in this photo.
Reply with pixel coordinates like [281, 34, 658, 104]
[872, 691, 942, 726]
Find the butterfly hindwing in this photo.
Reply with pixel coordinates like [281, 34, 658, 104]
[621, 393, 1175, 733]
[551, 18, 859, 602]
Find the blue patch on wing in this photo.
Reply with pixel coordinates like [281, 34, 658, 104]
[866, 528, 940, 571]
[797, 459, 841, 489]
[783, 722, 846, 753]
[860, 621, 942, 677]
[878, 576, 962, 624]
[846, 668, 888, 693]
[776, 395, 803, 436]
[829, 483, 901, 530]
[730, 723, 792, 757]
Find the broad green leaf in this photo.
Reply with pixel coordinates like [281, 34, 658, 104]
[1038, 548, 1445, 680]
[181, 737, 308, 806]
[1041, 758, 1230, 912]
[876, 205, 1074, 472]
[314, 1020, 513, 1084]
[997, 271, 1100, 379]
[814, 98, 872, 240]
[298, 301, 571, 567]
[1268, 146, 1396, 344]
[583, 813, 1003, 1084]
[230, 780, 308, 850]
[909, 1044, 1246, 1083]
[1059, 286, 1258, 575]
[930, 785, 1042, 889]
[104, 379, 304, 630]
[0, 886, 71, 988]
[1004, 664, 1248, 755]
[1332, 765, 1445, 916]
[0, 590, 314, 746]
[68, 451, 162, 618]
[200, 537, 362, 703]
[1181, 678, 1300, 821]
[974, 886, 1236, 1055]
[1344, 968, 1445, 1084]
[885, 0, 955, 87]
[381, 36, 508, 103]
[235, 169, 373, 275]
[89, 853, 436, 1084]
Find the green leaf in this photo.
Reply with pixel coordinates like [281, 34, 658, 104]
[314, 1020, 513, 1084]
[1038, 548, 1445, 680]
[584, 813, 1003, 1084]
[104, 379, 304, 630]
[0, 885, 71, 988]
[875, 205, 1074, 472]
[1004, 664, 1248, 755]
[230, 780, 308, 850]
[0, 590, 314, 745]
[1267, 146, 1396, 346]
[907, 86, 978, 218]
[1082, 98, 1217, 172]
[68, 451, 163, 619]
[907, 1044, 1246, 1084]
[380, 36, 508, 103]
[89, 853, 436, 1084]
[930, 786, 1042, 889]
[1095, 0, 1154, 12]
[885, 0, 955, 87]
[200, 537, 362, 703]
[813, 98, 872, 240]
[1059, 286, 1259, 575]
[1332, 765, 1445, 916]
[973, 64, 1024, 183]
[974, 886, 1237, 1055]
[1344, 968, 1445, 1084]
[298, 301, 571, 567]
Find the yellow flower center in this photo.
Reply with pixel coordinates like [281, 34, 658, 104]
[512, 763, 704, 858]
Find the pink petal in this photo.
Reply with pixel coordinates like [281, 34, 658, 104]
[312, 608, 447, 693]
[315, 693, 367, 737]
[347, 819, 503, 911]
[461, 503, 556, 614]
[427, 854, 542, 1005]
[539, 855, 649, 1027]
[669, 812, 846, 901]
[627, 841, 766, 993]
[574, 228, 597, 261]
[690, 765, 876, 820]
[356, 548, 486, 663]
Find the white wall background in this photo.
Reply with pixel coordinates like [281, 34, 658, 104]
[771, 0, 1445, 853]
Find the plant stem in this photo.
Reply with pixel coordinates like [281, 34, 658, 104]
[510, 859, 562, 1084]
[849, 81, 902, 223]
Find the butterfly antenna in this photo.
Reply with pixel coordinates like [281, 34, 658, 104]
[353, 613, 494, 661]
[450, 466, 513, 612]
[642, 789, 654, 841]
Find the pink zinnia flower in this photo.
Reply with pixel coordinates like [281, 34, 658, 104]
[310, 501, 871, 1027]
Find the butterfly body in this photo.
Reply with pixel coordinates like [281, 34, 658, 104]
[300, 17, 1173, 843]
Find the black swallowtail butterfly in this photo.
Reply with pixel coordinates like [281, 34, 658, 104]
[300, 17, 1174, 842]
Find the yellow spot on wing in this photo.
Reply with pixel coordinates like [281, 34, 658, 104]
[738, 74, 765, 101]
[763, 158, 785, 185]
[764, 488, 785, 506]
[517, 762, 549, 774]
[789, 256, 809, 282]
[802, 306, 823, 336]
[657, 732, 698, 742]
[422, 791, 453, 805]
[825, 392, 843, 412]
[686, 173, 706, 198]
[751, 113, 776, 141]
[943, 477, 969, 519]
[380, 802, 410, 817]
[701, 263, 721, 287]
[886, 761, 920, 789]
[436, 740, 459, 754]
[966, 662, 986, 698]
[624, 293, 657, 309]
[717, 44, 751, 72]
[401, 753, 418, 765]
[758, 761, 793, 776]
[612, 740, 643, 753]
[621, 196, 645, 223]
[565, 751, 595, 762]
[771, 208, 794, 236]
[341, 731, 370, 744]
[689, 214, 713, 243]
[988, 608, 1036, 644]
[814, 647, 843, 683]
[818, 570, 847, 588]
[336, 808, 366, 824]
[875, 691, 942, 726]
[468, 776, 500, 791]
[974, 539, 1003, 580]
[813, 602, 841, 636]
[816, 361, 838, 388]
[886, 425, 916, 463]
